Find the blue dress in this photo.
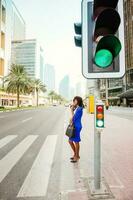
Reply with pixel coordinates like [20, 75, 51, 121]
[69, 107, 83, 143]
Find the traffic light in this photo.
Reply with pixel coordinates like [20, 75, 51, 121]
[82, 0, 125, 79]
[95, 104, 104, 129]
[74, 23, 82, 47]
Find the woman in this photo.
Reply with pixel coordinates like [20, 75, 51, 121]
[69, 96, 84, 163]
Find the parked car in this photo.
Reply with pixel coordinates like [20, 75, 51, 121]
[52, 103, 57, 106]
[64, 103, 70, 107]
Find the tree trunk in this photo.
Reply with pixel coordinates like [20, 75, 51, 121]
[36, 90, 39, 107]
[17, 86, 20, 108]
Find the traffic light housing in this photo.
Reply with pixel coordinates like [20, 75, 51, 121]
[82, 0, 125, 79]
[74, 23, 82, 47]
[95, 104, 104, 129]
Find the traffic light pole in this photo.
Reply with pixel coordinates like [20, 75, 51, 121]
[84, 0, 103, 191]
[94, 125, 101, 189]
[90, 85, 113, 198]
[94, 82, 102, 190]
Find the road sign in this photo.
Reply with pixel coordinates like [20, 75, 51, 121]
[82, 0, 125, 79]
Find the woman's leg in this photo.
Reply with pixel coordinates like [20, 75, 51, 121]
[69, 140, 76, 157]
[71, 142, 80, 162]
[75, 142, 80, 159]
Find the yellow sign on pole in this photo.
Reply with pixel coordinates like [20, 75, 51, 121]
[88, 96, 95, 114]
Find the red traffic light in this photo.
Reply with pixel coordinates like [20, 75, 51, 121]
[97, 105, 104, 113]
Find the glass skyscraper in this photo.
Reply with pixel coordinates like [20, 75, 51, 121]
[44, 64, 55, 91]
[59, 75, 70, 100]
[11, 39, 45, 81]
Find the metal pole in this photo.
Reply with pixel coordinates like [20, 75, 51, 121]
[105, 79, 109, 105]
[86, 1, 102, 191]
[94, 128, 101, 189]
[94, 80, 102, 190]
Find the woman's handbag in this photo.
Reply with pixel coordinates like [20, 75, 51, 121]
[65, 124, 75, 138]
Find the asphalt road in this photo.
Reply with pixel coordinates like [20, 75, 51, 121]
[0, 106, 66, 200]
[0, 106, 133, 200]
[107, 107, 133, 121]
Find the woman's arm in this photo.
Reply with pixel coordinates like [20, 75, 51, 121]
[73, 107, 82, 123]
[69, 106, 74, 124]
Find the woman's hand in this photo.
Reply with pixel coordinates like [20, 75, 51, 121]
[70, 105, 75, 112]
[69, 118, 73, 125]
[70, 105, 75, 124]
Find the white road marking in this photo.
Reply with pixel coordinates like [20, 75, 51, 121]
[109, 167, 125, 189]
[0, 135, 38, 183]
[17, 135, 58, 197]
[0, 135, 17, 149]
[24, 110, 31, 113]
[0, 116, 5, 119]
[60, 135, 75, 192]
[21, 117, 32, 123]
[109, 185, 124, 189]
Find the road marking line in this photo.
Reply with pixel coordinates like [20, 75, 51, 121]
[17, 135, 58, 197]
[109, 167, 124, 188]
[22, 117, 32, 123]
[0, 135, 17, 149]
[0, 135, 38, 183]
[109, 185, 124, 189]
[60, 137, 75, 192]
[0, 116, 5, 119]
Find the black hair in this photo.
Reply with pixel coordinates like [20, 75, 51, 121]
[73, 96, 84, 108]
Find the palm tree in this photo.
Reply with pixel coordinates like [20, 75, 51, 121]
[48, 91, 64, 104]
[48, 91, 56, 103]
[56, 94, 64, 103]
[5, 64, 31, 107]
[32, 79, 46, 106]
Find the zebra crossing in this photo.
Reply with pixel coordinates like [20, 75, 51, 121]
[0, 135, 17, 149]
[0, 134, 58, 198]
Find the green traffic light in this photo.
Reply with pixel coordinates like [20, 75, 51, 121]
[94, 35, 122, 68]
[94, 49, 113, 68]
[96, 120, 104, 128]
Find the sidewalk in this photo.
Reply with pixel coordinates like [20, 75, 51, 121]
[59, 109, 133, 200]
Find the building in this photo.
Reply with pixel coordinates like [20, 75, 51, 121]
[0, 0, 6, 78]
[124, 0, 133, 89]
[86, 79, 100, 99]
[39, 47, 45, 83]
[118, 0, 133, 106]
[0, 0, 26, 106]
[59, 75, 70, 100]
[100, 79, 123, 105]
[11, 39, 45, 81]
[99, 0, 133, 106]
[44, 64, 55, 91]
[0, 0, 25, 80]
[11, 2, 26, 41]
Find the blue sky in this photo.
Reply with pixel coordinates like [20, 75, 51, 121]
[13, 0, 86, 91]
